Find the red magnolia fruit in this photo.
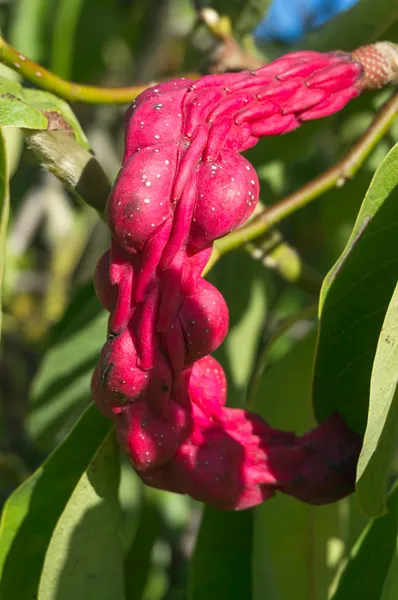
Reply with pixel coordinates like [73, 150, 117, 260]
[179, 279, 229, 366]
[115, 397, 193, 471]
[107, 146, 177, 253]
[188, 151, 260, 252]
[281, 415, 362, 505]
[92, 42, 398, 509]
[94, 250, 117, 313]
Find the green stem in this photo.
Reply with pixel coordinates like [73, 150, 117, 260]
[210, 90, 398, 265]
[0, 35, 199, 104]
[245, 230, 322, 295]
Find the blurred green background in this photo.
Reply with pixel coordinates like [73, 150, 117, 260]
[0, 1, 398, 599]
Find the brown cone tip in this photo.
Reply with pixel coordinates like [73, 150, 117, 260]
[352, 42, 398, 90]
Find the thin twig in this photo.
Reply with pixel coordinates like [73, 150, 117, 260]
[245, 230, 322, 296]
[0, 35, 199, 104]
[196, 5, 232, 41]
[195, 4, 263, 72]
[209, 90, 398, 267]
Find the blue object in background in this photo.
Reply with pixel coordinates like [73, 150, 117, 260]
[254, 0, 359, 44]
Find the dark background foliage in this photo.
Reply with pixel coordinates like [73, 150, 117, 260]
[1, 1, 398, 599]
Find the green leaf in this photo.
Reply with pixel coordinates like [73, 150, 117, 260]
[253, 331, 341, 600]
[0, 77, 48, 130]
[37, 429, 124, 600]
[189, 508, 254, 600]
[28, 282, 108, 448]
[0, 68, 25, 177]
[356, 282, 398, 517]
[381, 542, 398, 600]
[23, 88, 90, 149]
[0, 127, 10, 339]
[330, 483, 398, 600]
[0, 77, 89, 149]
[2, 126, 23, 178]
[0, 403, 111, 600]
[313, 143, 398, 433]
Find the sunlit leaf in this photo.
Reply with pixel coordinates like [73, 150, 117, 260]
[356, 282, 398, 517]
[0, 77, 89, 149]
[313, 143, 398, 433]
[28, 282, 107, 448]
[330, 482, 398, 600]
[381, 541, 398, 600]
[23, 88, 90, 149]
[37, 429, 124, 600]
[0, 404, 111, 600]
[0, 78, 48, 130]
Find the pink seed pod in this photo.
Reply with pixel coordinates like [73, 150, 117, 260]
[123, 79, 194, 162]
[91, 365, 115, 420]
[107, 145, 177, 253]
[94, 250, 117, 313]
[187, 355, 227, 414]
[179, 279, 229, 365]
[96, 329, 152, 407]
[136, 402, 292, 510]
[171, 427, 272, 510]
[187, 151, 259, 252]
[223, 121, 254, 152]
[91, 42, 397, 509]
[180, 246, 213, 294]
[110, 266, 135, 334]
[115, 397, 193, 471]
[281, 414, 362, 505]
